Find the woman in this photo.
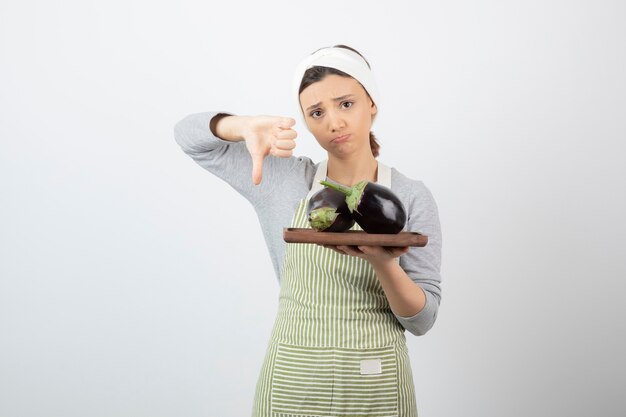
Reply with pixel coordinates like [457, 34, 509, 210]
[174, 45, 442, 417]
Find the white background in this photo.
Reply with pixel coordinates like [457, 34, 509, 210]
[1, 0, 625, 416]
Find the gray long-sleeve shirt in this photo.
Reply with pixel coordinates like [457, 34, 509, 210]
[174, 112, 442, 336]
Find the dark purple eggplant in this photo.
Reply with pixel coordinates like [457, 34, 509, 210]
[307, 187, 355, 232]
[319, 180, 407, 234]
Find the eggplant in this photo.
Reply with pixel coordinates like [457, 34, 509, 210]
[319, 180, 407, 234]
[307, 187, 355, 232]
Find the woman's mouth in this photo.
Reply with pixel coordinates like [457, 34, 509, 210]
[332, 134, 350, 143]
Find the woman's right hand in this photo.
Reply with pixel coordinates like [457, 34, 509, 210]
[213, 115, 298, 185]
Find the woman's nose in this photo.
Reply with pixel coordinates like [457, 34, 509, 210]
[326, 110, 346, 132]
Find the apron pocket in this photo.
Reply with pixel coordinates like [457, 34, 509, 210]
[271, 343, 399, 417]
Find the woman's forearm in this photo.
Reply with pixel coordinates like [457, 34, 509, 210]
[371, 260, 426, 317]
[210, 114, 247, 142]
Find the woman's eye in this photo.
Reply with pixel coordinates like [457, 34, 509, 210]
[310, 110, 322, 118]
[341, 101, 353, 109]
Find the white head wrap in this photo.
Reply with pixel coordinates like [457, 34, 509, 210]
[292, 46, 380, 129]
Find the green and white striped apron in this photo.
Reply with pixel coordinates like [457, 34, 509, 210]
[253, 161, 417, 417]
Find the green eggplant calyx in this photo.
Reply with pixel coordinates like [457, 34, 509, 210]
[319, 180, 367, 213]
[308, 207, 339, 231]
[347, 180, 368, 214]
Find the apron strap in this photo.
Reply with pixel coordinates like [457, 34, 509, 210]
[377, 161, 392, 189]
[306, 160, 392, 200]
[306, 160, 329, 200]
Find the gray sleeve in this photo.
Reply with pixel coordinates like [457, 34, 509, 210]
[395, 181, 443, 336]
[173, 111, 299, 206]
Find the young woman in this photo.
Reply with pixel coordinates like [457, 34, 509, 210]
[174, 45, 442, 417]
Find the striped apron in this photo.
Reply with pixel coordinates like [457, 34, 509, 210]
[253, 161, 417, 417]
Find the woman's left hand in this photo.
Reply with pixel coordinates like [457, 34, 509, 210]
[322, 245, 409, 267]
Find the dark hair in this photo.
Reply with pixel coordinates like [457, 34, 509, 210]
[298, 44, 380, 158]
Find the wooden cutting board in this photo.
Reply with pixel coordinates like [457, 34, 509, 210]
[283, 228, 428, 247]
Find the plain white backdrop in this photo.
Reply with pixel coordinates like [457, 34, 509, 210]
[1, 0, 625, 416]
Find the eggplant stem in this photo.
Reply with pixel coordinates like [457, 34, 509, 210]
[319, 180, 352, 196]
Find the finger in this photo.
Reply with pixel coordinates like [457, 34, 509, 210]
[276, 117, 296, 129]
[395, 246, 410, 256]
[276, 129, 297, 140]
[270, 148, 293, 158]
[338, 245, 362, 256]
[323, 245, 344, 255]
[357, 245, 377, 255]
[251, 153, 264, 185]
[385, 246, 409, 257]
[328, 245, 348, 255]
[275, 139, 296, 150]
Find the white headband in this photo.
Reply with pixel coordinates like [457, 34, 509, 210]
[292, 47, 380, 129]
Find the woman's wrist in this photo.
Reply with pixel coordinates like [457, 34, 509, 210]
[370, 257, 399, 275]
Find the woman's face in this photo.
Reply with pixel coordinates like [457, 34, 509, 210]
[299, 74, 377, 157]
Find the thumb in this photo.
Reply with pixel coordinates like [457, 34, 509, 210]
[251, 153, 264, 185]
